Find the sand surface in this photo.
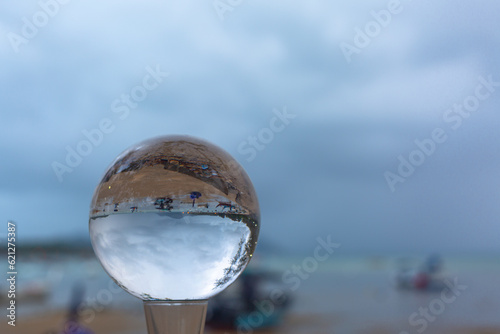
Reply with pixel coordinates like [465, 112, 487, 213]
[2, 310, 500, 334]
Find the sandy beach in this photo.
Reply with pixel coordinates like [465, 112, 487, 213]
[2, 309, 500, 334]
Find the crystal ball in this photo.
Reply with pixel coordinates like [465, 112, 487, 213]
[89, 135, 260, 300]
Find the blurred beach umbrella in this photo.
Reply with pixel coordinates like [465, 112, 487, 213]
[190, 191, 202, 207]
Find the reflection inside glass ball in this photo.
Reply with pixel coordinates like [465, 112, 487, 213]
[89, 135, 260, 300]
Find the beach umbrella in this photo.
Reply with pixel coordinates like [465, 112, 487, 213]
[190, 191, 202, 207]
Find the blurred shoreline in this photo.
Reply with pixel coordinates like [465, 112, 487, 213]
[1, 247, 500, 333]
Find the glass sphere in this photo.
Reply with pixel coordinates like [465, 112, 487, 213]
[89, 135, 260, 301]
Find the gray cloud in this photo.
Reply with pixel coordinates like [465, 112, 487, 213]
[1, 0, 500, 255]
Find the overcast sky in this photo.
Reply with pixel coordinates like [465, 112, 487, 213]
[1, 0, 500, 255]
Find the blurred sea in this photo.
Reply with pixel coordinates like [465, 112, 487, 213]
[5, 253, 500, 332]
[278, 254, 500, 333]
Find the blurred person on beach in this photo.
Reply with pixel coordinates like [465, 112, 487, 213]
[60, 283, 94, 334]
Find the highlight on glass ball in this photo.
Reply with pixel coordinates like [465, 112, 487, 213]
[88, 135, 260, 302]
